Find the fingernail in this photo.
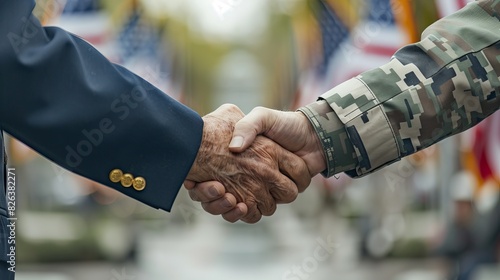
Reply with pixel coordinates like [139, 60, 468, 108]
[222, 198, 233, 208]
[229, 136, 244, 148]
[209, 186, 220, 198]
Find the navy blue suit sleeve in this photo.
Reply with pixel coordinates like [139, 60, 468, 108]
[0, 0, 203, 211]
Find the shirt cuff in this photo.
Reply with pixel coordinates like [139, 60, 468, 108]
[298, 100, 357, 177]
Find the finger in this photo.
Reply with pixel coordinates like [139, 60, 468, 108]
[201, 193, 238, 215]
[187, 181, 226, 202]
[229, 107, 277, 153]
[241, 213, 262, 224]
[256, 188, 277, 217]
[268, 170, 299, 204]
[183, 180, 196, 190]
[277, 148, 312, 192]
[222, 203, 248, 223]
[243, 174, 278, 216]
[240, 200, 262, 224]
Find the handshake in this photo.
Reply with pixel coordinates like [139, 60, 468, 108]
[184, 104, 326, 224]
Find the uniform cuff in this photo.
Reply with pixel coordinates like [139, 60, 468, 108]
[298, 100, 357, 177]
[320, 78, 400, 177]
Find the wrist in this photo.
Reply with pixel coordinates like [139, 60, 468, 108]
[297, 102, 337, 176]
[186, 116, 224, 182]
[295, 111, 327, 175]
[186, 138, 204, 182]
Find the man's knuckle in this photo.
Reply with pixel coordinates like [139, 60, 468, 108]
[252, 106, 265, 113]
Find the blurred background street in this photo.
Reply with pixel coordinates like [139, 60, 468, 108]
[7, 0, 500, 279]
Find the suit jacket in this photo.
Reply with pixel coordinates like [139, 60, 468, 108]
[0, 1, 203, 277]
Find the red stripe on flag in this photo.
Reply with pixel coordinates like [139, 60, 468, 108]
[361, 44, 399, 57]
[474, 124, 494, 180]
[458, 0, 468, 9]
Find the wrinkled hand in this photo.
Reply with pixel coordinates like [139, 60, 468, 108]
[185, 104, 311, 223]
[187, 106, 326, 223]
[229, 107, 326, 176]
[183, 180, 248, 223]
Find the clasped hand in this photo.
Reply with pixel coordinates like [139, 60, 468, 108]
[185, 104, 326, 223]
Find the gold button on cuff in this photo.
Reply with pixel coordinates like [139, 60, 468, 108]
[121, 173, 134, 188]
[133, 177, 146, 191]
[109, 169, 123, 183]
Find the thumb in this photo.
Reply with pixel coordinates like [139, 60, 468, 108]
[229, 107, 276, 153]
[183, 180, 196, 190]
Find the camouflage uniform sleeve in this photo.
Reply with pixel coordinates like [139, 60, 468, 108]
[299, 0, 500, 178]
[298, 101, 357, 177]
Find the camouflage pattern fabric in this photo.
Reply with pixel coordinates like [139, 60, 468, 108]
[299, 0, 500, 178]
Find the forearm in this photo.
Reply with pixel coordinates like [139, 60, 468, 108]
[300, 0, 500, 177]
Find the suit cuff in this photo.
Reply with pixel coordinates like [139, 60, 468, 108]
[298, 100, 357, 177]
